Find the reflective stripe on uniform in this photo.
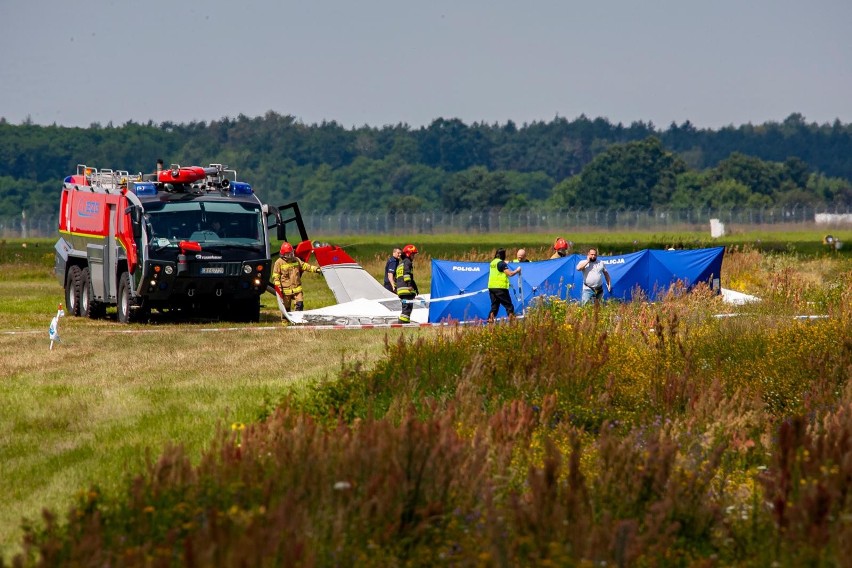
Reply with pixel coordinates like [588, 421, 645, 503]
[396, 260, 415, 295]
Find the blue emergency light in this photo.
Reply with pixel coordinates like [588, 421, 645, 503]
[230, 182, 253, 195]
[132, 182, 158, 196]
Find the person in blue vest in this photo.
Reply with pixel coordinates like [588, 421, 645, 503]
[396, 244, 420, 323]
[488, 248, 521, 322]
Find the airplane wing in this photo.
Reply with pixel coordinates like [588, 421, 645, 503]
[311, 246, 398, 303]
[274, 243, 432, 326]
[283, 297, 429, 326]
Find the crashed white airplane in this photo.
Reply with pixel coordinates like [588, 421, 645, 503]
[271, 242, 760, 326]
[266, 203, 756, 327]
[275, 243, 433, 326]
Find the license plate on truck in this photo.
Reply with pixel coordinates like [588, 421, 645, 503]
[201, 267, 224, 274]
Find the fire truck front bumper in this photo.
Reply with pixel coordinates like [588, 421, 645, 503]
[141, 261, 268, 301]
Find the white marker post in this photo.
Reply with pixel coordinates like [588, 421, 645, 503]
[49, 303, 65, 350]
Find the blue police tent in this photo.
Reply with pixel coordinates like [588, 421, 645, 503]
[645, 248, 724, 300]
[428, 260, 492, 322]
[428, 247, 724, 323]
[429, 256, 577, 322]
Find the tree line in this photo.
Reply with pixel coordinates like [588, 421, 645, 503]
[0, 112, 850, 217]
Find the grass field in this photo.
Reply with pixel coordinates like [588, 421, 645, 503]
[0, 229, 850, 564]
[0, 239, 431, 560]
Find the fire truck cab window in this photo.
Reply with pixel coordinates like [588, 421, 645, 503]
[143, 201, 263, 247]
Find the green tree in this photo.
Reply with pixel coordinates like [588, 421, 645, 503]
[2, 114, 852, 217]
[669, 170, 710, 208]
[440, 167, 509, 211]
[503, 170, 554, 204]
[386, 163, 444, 210]
[548, 176, 581, 209]
[334, 157, 394, 211]
[712, 152, 783, 197]
[569, 137, 687, 208]
[418, 118, 491, 172]
[299, 164, 340, 213]
[698, 179, 752, 208]
[783, 156, 810, 188]
[502, 193, 531, 211]
[807, 173, 852, 206]
[387, 194, 426, 213]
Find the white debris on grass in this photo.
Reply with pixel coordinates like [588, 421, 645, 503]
[721, 288, 760, 305]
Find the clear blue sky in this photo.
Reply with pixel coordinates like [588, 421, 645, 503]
[2, 0, 850, 129]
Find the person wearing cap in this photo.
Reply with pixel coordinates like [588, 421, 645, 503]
[513, 248, 530, 263]
[396, 244, 420, 323]
[488, 248, 521, 323]
[550, 237, 570, 259]
[272, 242, 321, 316]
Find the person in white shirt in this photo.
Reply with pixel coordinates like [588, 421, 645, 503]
[576, 248, 611, 306]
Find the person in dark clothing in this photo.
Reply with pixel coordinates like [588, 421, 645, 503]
[396, 244, 420, 323]
[383, 247, 402, 292]
[488, 248, 521, 322]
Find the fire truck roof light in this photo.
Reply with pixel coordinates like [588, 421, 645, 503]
[132, 182, 158, 196]
[230, 181, 252, 195]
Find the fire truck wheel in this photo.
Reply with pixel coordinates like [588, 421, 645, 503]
[80, 267, 92, 317]
[118, 272, 132, 323]
[80, 267, 106, 320]
[65, 265, 82, 316]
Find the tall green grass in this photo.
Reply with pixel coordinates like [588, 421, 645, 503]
[0, 274, 432, 561]
[12, 286, 852, 565]
[2, 233, 852, 565]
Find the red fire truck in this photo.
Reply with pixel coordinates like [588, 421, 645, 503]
[54, 163, 301, 322]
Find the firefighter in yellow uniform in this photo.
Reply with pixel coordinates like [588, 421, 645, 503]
[550, 237, 570, 259]
[272, 242, 321, 315]
[396, 244, 419, 323]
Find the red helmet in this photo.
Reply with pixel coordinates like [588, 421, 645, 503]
[403, 244, 418, 256]
[554, 237, 568, 251]
[279, 242, 294, 255]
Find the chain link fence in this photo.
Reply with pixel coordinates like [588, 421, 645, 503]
[302, 205, 852, 235]
[1, 214, 60, 239]
[4, 205, 851, 239]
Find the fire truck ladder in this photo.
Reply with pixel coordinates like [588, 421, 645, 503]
[76, 164, 134, 191]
